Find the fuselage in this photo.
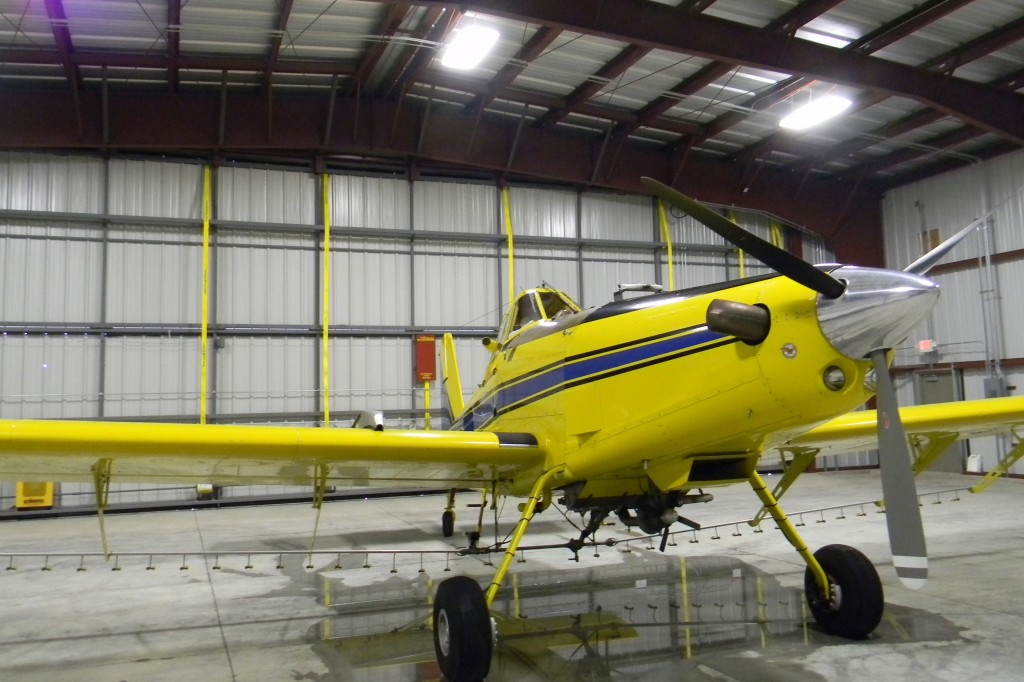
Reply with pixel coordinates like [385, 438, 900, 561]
[454, 274, 881, 498]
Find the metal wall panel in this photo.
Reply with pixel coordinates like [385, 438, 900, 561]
[217, 166, 316, 224]
[505, 246, 581, 304]
[0, 334, 100, 419]
[331, 174, 411, 230]
[581, 191, 652, 241]
[0, 225, 103, 322]
[329, 237, 412, 327]
[890, 269, 988, 367]
[449, 336, 493, 405]
[802, 231, 835, 264]
[996, 259, 1024, 360]
[581, 248, 656, 308]
[984, 150, 1024, 253]
[102, 336, 200, 417]
[881, 159, 1016, 268]
[107, 158, 201, 219]
[413, 242, 499, 326]
[104, 228, 202, 324]
[414, 180, 497, 234]
[218, 231, 315, 326]
[508, 185, 577, 239]
[216, 336, 315, 416]
[0, 152, 105, 213]
[328, 336, 413, 414]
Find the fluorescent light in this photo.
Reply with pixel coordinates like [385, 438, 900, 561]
[779, 95, 852, 130]
[440, 25, 500, 70]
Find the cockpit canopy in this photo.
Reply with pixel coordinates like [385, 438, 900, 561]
[499, 288, 581, 343]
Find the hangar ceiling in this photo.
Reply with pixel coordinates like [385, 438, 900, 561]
[1, 0, 1022, 248]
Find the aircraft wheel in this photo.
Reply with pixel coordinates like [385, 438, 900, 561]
[433, 576, 493, 681]
[804, 544, 884, 639]
[442, 510, 455, 538]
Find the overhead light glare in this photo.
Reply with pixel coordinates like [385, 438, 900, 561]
[440, 25, 499, 70]
[779, 95, 852, 130]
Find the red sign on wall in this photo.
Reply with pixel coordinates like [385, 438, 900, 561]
[415, 335, 436, 382]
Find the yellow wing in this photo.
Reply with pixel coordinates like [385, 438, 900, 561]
[0, 420, 543, 489]
[787, 395, 1024, 458]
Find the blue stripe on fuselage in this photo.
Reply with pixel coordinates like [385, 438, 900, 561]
[453, 327, 728, 431]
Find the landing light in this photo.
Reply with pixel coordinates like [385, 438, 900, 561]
[823, 366, 846, 391]
[779, 95, 852, 130]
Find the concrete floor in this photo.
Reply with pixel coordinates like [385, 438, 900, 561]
[0, 470, 1022, 681]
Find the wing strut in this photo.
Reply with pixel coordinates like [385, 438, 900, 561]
[93, 458, 113, 559]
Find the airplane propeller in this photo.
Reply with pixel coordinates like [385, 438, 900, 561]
[641, 176, 978, 590]
[640, 177, 846, 299]
[869, 348, 928, 588]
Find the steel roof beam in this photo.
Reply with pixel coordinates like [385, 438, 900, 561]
[418, 70, 705, 137]
[723, 1, 1024, 166]
[535, 43, 651, 128]
[347, 4, 411, 95]
[423, 0, 1024, 145]
[263, 0, 297, 92]
[465, 25, 561, 115]
[614, 1, 840, 140]
[0, 49, 358, 76]
[167, 0, 181, 93]
[0, 87, 883, 255]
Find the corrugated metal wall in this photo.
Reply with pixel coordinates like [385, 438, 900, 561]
[0, 152, 837, 507]
[882, 148, 1024, 474]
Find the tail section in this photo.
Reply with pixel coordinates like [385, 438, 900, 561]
[441, 333, 465, 419]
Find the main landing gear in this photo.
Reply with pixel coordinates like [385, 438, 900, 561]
[431, 467, 562, 682]
[431, 469, 886, 680]
[750, 471, 884, 639]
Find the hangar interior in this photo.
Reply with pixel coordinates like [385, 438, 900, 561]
[1, 0, 1024, 680]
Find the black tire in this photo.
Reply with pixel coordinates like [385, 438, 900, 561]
[442, 510, 455, 538]
[433, 576, 492, 681]
[804, 544, 884, 639]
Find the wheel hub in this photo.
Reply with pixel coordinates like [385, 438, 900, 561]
[437, 609, 451, 656]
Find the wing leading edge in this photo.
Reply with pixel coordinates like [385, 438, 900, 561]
[787, 396, 1024, 457]
[0, 420, 544, 489]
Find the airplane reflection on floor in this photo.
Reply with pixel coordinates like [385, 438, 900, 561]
[312, 555, 964, 681]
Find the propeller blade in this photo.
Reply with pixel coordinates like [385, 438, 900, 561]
[641, 177, 846, 299]
[869, 348, 928, 589]
[903, 217, 981, 276]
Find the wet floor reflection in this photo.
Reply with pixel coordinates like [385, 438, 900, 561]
[313, 555, 964, 681]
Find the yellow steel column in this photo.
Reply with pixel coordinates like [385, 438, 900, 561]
[199, 166, 212, 424]
[423, 380, 431, 431]
[502, 186, 515, 306]
[728, 209, 745, 278]
[658, 200, 674, 291]
[321, 173, 331, 426]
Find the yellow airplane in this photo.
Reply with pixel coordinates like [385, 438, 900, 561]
[2, 176, 1023, 682]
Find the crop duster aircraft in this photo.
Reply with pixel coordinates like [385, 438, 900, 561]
[2, 177, 1024, 681]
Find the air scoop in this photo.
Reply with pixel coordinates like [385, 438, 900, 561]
[817, 266, 939, 360]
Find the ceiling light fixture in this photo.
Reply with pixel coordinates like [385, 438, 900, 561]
[440, 25, 500, 70]
[779, 95, 852, 130]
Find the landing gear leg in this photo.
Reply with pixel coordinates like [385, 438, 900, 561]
[432, 467, 564, 681]
[441, 489, 457, 538]
[749, 471, 883, 639]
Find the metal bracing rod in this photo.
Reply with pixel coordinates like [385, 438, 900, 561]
[484, 466, 565, 606]
[969, 432, 1024, 494]
[748, 471, 830, 601]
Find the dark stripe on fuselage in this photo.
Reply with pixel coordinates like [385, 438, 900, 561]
[453, 328, 737, 431]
